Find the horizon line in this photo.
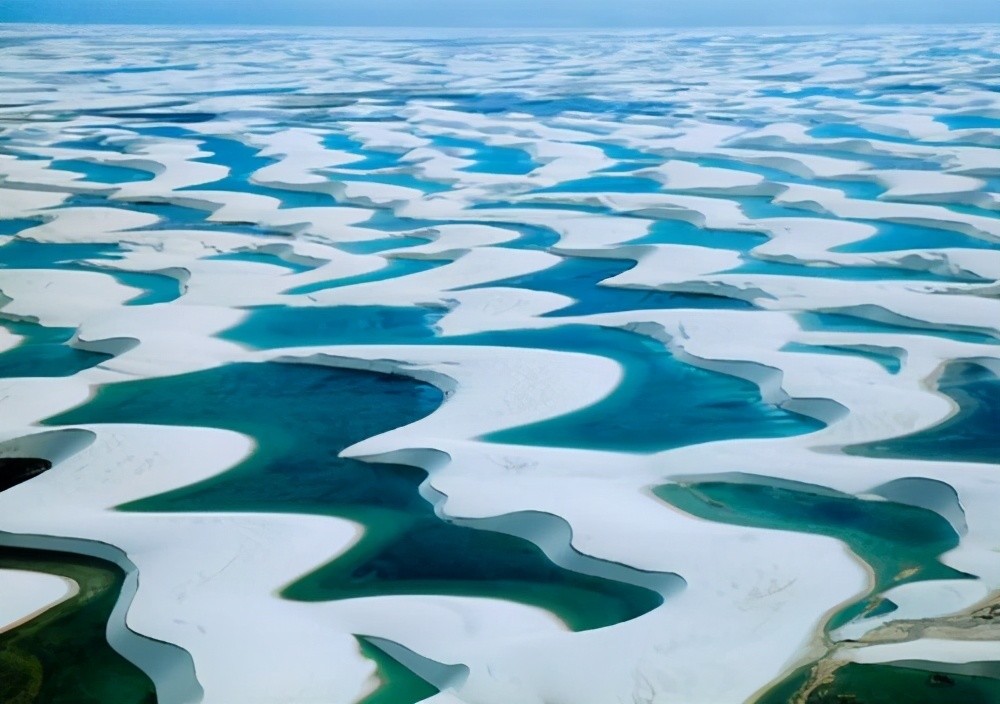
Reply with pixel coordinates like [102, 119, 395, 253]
[3, 20, 1000, 29]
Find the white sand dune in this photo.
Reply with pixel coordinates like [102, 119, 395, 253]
[1, 22, 999, 704]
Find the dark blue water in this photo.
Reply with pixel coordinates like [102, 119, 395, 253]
[221, 305, 445, 348]
[0, 144, 47, 160]
[782, 341, 902, 375]
[735, 194, 830, 220]
[0, 219, 42, 237]
[66, 193, 211, 226]
[49, 159, 154, 184]
[432, 135, 536, 175]
[409, 93, 679, 120]
[284, 257, 449, 295]
[114, 271, 182, 305]
[694, 157, 885, 200]
[934, 115, 1000, 131]
[0, 240, 119, 267]
[729, 139, 942, 172]
[694, 156, 806, 184]
[326, 171, 451, 194]
[809, 123, 920, 145]
[531, 175, 662, 194]
[470, 200, 609, 216]
[848, 361, 1000, 464]
[834, 222, 1000, 253]
[204, 251, 318, 273]
[51, 136, 122, 153]
[764, 661, 1000, 704]
[491, 222, 562, 251]
[66, 63, 197, 76]
[322, 132, 403, 171]
[758, 86, 860, 100]
[14, 31, 1000, 704]
[64, 193, 294, 238]
[219, 305, 821, 453]
[798, 312, 999, 346]
[355, 210, 561, 252]
[336, 235, 433, 255]
[0, 319, 112, 378]
[183, 136, 337, 207]
[806, 121, 1000, 155]
[0, 238, 180, 306]
[728, 256, 967, 282]
[45, 361, 661, 632]
[477, 325, 824, 452]
[134, 126, 340, 209]
[656, 480, 969, 631]
[599, 161, 662, 174]
[88, 111, 217, 124]
[358, 210, 445, 232]
[626, 219, 766, 252]
[471, 255, 752, 316]
[588, 142, 662, 170]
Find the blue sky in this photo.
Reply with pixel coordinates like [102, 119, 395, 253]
[0, 0, 997, 27]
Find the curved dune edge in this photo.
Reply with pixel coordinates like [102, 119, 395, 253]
[0, 345, 670, 702]
[4, 280, 997, 703]
[309, 317, 999, 697]
[5, 300, 996, 704]
[0, 569, 79, 635]
[1, 28, 998, 702]
[0, 427, 200, 700]
[359, 634, 470, 696]
[4, 334, 862, 703]
[266, 348, 866, 702]
[0, 422, 378, 704]
[0, 531, 204, 704]
[320, 443, 686, 598]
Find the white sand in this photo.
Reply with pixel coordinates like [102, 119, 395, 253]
[0, 569, 78, 634]
[1, 24, 999, 704]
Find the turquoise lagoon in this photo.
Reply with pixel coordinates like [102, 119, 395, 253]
[45, 361, 663, 633]
[849, 361, 1000, 465]
[0, 238, 181, 305]
[3, 24, 1000, 704]
[471, 255, 753, 316]
[0, 319, 112, 379]
[655, 480, 970, 631]
[223, 309, 823, 453]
